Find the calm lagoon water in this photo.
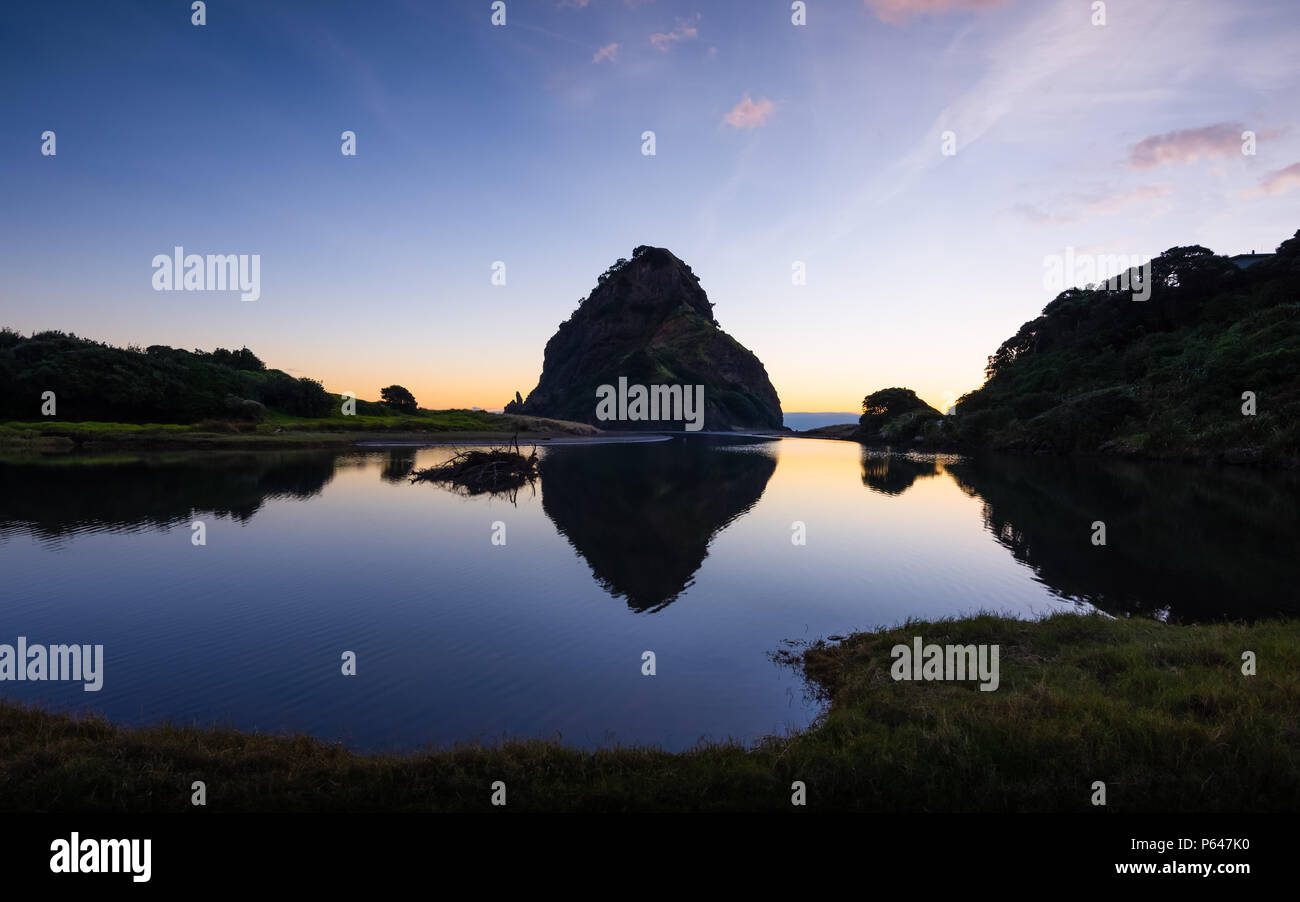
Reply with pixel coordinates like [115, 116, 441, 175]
[1, 436, 1296, 752]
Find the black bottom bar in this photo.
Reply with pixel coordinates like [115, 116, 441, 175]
[0, 813, 1279, 889]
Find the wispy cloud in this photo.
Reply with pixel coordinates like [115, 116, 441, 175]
[825, 0, 1241, 241]
[843, 1, 1099, 218]
[650, 13, 700, 51]
[1087, 183, 1174, 215]
[1245, 161, 1300, 197]
[1007, 204, 1073, 227]
[1129, 122, 1248, 168]
[592, 42, 620, 63]
[722, 94, 774, 129]
[1010, 184, 1174, 226]
[865, 0, 1007, 24]
[696, 135, 759, 248]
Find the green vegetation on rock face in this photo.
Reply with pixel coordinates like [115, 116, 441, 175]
[512, 246, 783, 431]
[951, 229, 1300, 462]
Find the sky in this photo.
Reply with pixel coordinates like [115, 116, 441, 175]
[2, 0, 1297, 413]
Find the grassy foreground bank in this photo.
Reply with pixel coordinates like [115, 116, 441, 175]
[0, 411, 597, 450]
[2, 613, 1297, 812]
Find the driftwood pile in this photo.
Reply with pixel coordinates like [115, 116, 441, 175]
[409, 437, 538, 498]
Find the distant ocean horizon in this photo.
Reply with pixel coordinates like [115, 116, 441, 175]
[782, 412, 859, 431]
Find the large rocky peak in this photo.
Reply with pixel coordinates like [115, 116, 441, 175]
[509, 246, 783, 431]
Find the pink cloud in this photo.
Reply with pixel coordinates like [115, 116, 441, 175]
[1129, 122, 1248, 168]
[1248, 162, 1300, 197]
[723, 94, 774, 129]
[592, 42, 619, 63]
[650, 14, 699, 51]
[865, 0, 1007, 24]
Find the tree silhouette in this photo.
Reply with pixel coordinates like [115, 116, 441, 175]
[380, 384, 418, 413]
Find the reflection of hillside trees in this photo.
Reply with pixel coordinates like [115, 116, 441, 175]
[0, 452, 337, 543]
[946, 456, 1300, 622]
[860, 450, 942, 496]
[380, 449, 416, 483]
[540, 438, 777, 612]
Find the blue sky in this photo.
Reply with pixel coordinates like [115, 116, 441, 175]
[2, 0, 1297, 412]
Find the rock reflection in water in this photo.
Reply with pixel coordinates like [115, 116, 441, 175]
[538, 437, 778, 612]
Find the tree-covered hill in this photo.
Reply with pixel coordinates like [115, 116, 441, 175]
[953, 228, 1300, 462]
[858, 387, 944, 442]
[0, 330, 334, 422]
